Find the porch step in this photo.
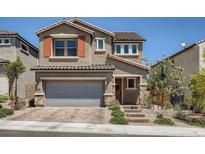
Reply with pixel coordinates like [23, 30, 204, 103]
[123, 105, 139, 109]
[124, 109, 141, 113]
[128, 117, 149, 123]
[126, 113, 145, 117]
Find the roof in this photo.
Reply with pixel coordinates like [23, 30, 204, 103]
[107, 54, 150, 71]
[113, 32, 145, 42]
[69, 18, 115, 36]
[31, 64, 115, 71]
[0, 30, 18, 35]
[0, 29, 39, 52]
[0, 58, 8, 63]
[36, 20, 94, 36]
[152, 39, 205, 68]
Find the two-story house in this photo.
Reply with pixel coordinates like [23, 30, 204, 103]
[0, 30, 39, 101]
[152, 40, 205, 103]
[32, 18, 149, 107]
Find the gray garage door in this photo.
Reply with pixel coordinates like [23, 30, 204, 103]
[45, 81, 104, 107]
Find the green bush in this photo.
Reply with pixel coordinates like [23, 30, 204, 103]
[110, 116, 129, 125]
[187, 118, 205, 127]
[109, 99, 120, 110]
[111, 109, 125, 117]
[174, 111, 186, 120]
[1, 108, 14, 116]
[0, 95, 9, 103]
[0, 108, 14, 118]
[154, 114, 175, 126]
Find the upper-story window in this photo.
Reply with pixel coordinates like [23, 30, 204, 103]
[54, 39, 77, 56]
[115, 43, 138, 55]
[96, 38, 105, 51]
[0, 38, 11, 45]
[20, 42, 29, 53]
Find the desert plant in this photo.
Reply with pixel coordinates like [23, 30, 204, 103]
[154, 113, 175, 126]
[0, 95, 9, 103]
[110, 116, 129, 125]
[111, 109, 125, 117]
[1, 108, 14, 116]
[109, 99, 120, 110]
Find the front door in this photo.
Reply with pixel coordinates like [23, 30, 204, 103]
[115, 78, 122, 104]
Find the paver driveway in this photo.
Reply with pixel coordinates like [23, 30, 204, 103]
[5, 107, 108, 124]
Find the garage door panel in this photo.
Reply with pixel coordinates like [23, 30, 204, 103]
[45, 81, 103, 107]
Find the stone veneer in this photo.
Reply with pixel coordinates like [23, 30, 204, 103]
[139, 84, 149, 105]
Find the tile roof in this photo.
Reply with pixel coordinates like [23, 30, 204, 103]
[0, 58, 8, 63]
[113, 32, 145, 42]
[31, 64, 115, 71]
[0, 30, 18, 35]
[107, 54, 150, 71]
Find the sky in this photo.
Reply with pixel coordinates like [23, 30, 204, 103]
[0, 17, 205, 64]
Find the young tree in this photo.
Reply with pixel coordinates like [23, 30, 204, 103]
[189, 71, 205, 113]
[147, 58, 184, 108]
[4, 57, 26, 109]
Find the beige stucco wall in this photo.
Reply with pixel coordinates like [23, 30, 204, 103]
[122, 77, 140, 104]
[0, 36, 38, 99]
[198, 42, 205, 70]
[172, 45, 200, 100]
[38, 23, 113, 66]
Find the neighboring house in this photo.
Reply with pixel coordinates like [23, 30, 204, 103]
[0, 30, 39, 101]
[32, 18, 149, 107]
[152, 40, 205, 102]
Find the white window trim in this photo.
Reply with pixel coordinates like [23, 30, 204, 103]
[96, 38, 106, 51]
[126, 78, 137, 90]
[0, 38, 11, 46]
[20, 42, 29, 54]
[114, 43, 139, 56]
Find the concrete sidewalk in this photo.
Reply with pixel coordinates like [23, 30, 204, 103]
[0, 120, 205, 136]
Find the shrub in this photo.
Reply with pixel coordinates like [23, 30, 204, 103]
[110, 116, 129, 125]
[0, 95, 9, 103]
[1, 108, 14, 116]
[0, 111, 7, 118]
[154, 114, 175, 126]
[174, 111, 186, 120]
[111, 109, 125, 117]
[187, 118, 205, 127]
[109, 99, 120, 110]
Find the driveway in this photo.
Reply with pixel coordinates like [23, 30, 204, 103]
[5, 107, 108, 124]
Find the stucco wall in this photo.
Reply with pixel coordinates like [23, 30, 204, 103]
[199, 42, 205, 70]
[38, 23, 113, 66]
[172, 45, 200, 100]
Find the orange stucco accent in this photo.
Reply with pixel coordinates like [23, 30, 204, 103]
[77, 35, 85, 58]
[43, 36, 52, 58]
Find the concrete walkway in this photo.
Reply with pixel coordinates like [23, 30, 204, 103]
[0, 120, 205, 136]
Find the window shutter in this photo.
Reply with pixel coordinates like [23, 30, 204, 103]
[77, 35, 85, 58]
[43, 36, 53, 58]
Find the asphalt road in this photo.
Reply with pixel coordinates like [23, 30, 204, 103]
[0, 130, 134, 137]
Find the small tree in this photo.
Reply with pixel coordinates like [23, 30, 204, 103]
[147, 58, 184, 108]
[189, 71, 205, 113]
[4, 57, 26, 109]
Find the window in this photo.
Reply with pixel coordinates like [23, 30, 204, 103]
[124, 45, 129, 54]
[132, 44, 137, 54]
[67, 40, 77, 56]
[0, 38, 11, 45]
[54, 39, 77, 57]
[20, 42, 29, 52]
[114, 43, 138, 55]
[115, 44, 121, 54]
[96, 38, 105, 51]
[127, 78, 136, 89]
[55, 40, 65, 56]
